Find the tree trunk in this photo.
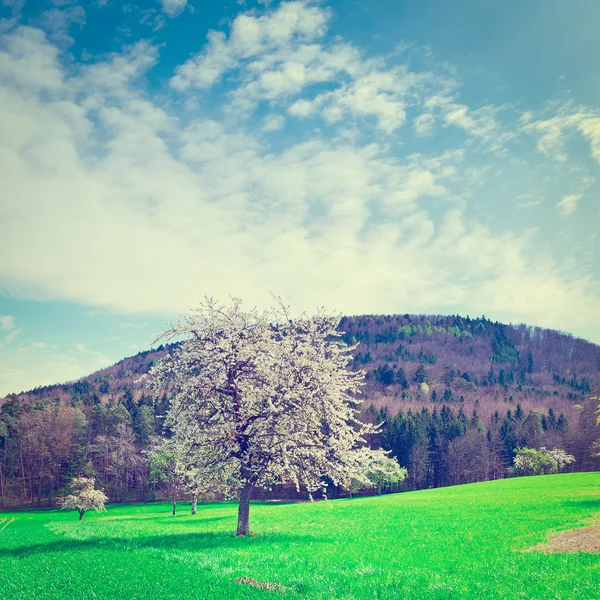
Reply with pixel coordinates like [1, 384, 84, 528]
[0, 453, 4, 509]
[79, 510, 84, 521]
[236, 483, 252, 536]
[377, 484, 382, 496]
[191, 496, 197, 515]
[19, 441, 27, 499]
[172, 497, 177, 516]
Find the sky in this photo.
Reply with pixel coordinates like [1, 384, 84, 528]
[0, 0, 599, 396]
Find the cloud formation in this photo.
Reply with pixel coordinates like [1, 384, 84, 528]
[556, 194, 581, 216]
[160, 0, 187, 18]
[522, 105, 600, 164]
[0, 0, 599, 350]
[0, 315, 16, 330]
[170, 2, 458, 134]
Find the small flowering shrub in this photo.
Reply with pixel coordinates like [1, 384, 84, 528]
[509, 447, 575, 477]
[61, 477, 108, 521]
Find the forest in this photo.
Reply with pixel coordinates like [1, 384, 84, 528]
[1, 314, 599, 507]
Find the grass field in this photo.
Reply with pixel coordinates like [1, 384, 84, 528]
[1, 473, 599, 599]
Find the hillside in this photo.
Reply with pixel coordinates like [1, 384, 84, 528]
[1, 314, 599, 506]
[343, 315, 599, 419]
[5, 315, 599, 413]
[1, 474, 599, 599]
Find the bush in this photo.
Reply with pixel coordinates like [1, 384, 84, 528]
[509, 447, 575, 477]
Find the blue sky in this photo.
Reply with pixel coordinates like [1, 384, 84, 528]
[1, 0, 598, 396]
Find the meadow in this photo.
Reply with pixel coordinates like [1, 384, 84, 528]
[1, 473, 599, 599]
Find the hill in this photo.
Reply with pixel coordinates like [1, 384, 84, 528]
[1, 473, 599, 599]
[1, 314, 599, 506]
[5, 314, 599, 413]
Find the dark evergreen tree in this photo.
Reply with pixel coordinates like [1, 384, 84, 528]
[413, 364, 429, 384]
[514, 403, 524, 421]
[527, 351, 534, 374]
[395, 367, 409, 389]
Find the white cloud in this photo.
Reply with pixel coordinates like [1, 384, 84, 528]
[414, 112, 434, 136]
[292, 67, 430, 133]
[578, 117, 600, 163]
[262, 113, 285, 131]
[160, 0, 187, 18]
[0, 316, 19, 349]
[522, 105, 600, 165]
[170, 2, 454, 134]
[557, 194, 581, 216]
[170, 1, 330, 91]
[5, 329, 20, 344]
[0, 315, 16, 330]
[79, 39, 159, 92]
[0, 0, 24, 21]
[515, 194, 541, 209]
[0, 6, 599, 355]
[0, 26, 66, 92]
[424, 95, 511, 150]
[288, 98, 314, 117]
[32, 5, 85, 46]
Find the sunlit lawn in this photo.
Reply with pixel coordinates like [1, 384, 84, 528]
[1, 473, 599, 599]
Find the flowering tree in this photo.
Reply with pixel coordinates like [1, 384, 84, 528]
[348, 456, 407, 497]
[545, 447, 576, 471]
[147, 441, 186, 516]
[509, 447, 575, 476]
[178, 455, 223, 514]
[61, 477, 108, 521]
[364, 457, 408, 496]
[150, 298, 387, 535]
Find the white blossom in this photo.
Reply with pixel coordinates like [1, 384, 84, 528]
[510, 446, 575, 476]
[61, 477, 108, 521]
[150, 297, 388, 534]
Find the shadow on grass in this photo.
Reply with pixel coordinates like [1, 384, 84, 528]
[166, 516, 235, 527]
[95, 514, 234, 526]
[0, 530, 328, 559]
[560, 498, 600, 511]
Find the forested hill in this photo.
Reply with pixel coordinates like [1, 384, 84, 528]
[1, 314, 599, 506]
[341, 314, 599, 411]
[3, 314, 599, 413]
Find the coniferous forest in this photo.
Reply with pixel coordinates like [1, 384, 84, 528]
[1, 314, 598, 507]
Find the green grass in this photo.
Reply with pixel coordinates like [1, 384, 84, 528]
[1, 473, 599, 599]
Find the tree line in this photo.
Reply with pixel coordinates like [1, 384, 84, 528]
[1, 308, 599, 510]
[366, 403, 580, 489]
[0, 392, 161, 508]
[2, 390, 598, 509]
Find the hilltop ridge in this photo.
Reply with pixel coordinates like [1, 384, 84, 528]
[4, 314, 598, 418]
[1, 313, 599, 507]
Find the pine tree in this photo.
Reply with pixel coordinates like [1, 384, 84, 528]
[514, 403, 524, 421]
[413, 364, 429, 384]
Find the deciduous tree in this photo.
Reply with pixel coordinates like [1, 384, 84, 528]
[61, 477, 108, 521]
[364, 456, 407, 495]
[147, 441, 186, 515]
[150, 298, 387, 535]
[509, 447, 575, 476]
[447, 429, 490, 485]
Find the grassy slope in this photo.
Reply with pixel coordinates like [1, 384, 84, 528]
[1, 473, 599, 600]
